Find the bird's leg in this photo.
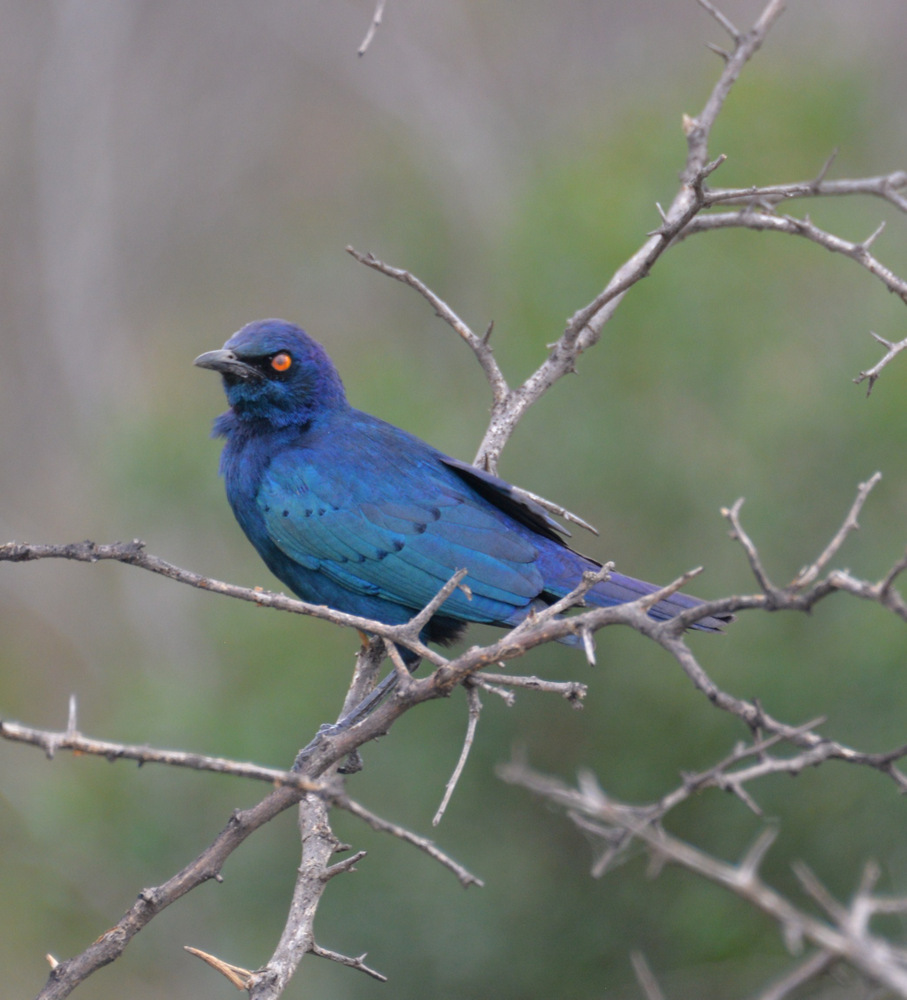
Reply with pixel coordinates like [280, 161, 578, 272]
[334, 668, 401, 729]
[294, 645, 421, 768]
[333, 641, 422, 729]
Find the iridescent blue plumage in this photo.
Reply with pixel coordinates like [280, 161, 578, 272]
[195, 319, 730, 653]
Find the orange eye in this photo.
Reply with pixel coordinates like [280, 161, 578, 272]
[271, 352, 292, 373]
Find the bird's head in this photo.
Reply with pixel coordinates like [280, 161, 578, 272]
[194, 319, 348, 427]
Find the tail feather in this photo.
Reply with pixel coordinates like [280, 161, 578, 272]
[586, 569, 732, 632]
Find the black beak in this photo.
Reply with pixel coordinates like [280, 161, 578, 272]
[193, 348, 262, 381]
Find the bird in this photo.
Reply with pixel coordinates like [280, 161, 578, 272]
[195, 319, 731, 665]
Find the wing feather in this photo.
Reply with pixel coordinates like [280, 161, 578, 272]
[256, 448, 544, 621]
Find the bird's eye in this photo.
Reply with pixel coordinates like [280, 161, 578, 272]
[271, 352, 293, 373]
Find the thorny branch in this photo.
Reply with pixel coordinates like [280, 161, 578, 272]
[677, 210, 907, 305]
[345, 246, 509, 407]
[498, 761, 907, 998]
[854, 331, 907, 395]
[348, 0, 793, 472]
[351, 4, 907, 460]
[6, 466, 907, 998]
[5, 2, 907, 999]
[0, 711, 323, 792]
[486, 472, 907, 998]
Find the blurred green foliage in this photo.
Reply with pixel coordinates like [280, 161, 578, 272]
[2, 8, 907, 999]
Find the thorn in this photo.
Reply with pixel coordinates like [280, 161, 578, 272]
[813, 147, 838, 187]
[482, 320, 495, 345]
[46, 954, 59, 970]
[705, 41, 730, 61]
[739, 825, 778, 881]
[580, 627, 597, 666]
[857, 858, 881, 897]
[696, 0, 742, 42]
[322, 850, 368, 881]
[860, 220, 886, 251]
[782, 920, 805, 956]
[67, 695, 78, 738]
[357, 0, 387, 57]
[792, 860, 847, 923]
[702, 153, 728, 179]
[184, 946, 254, 989]
[722, 497, 746, 519]
[630, 950, 667, 1000]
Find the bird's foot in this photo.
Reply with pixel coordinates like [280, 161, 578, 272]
[293, 722, 340, 767]
[293, 721, 366, 772]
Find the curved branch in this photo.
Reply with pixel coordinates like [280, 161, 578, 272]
[704, 169, 907, 213]
[677, 210, 907, 303]
[345, 246, 509, 406]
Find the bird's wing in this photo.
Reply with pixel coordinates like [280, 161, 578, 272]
[439, 456, 571, 543]
[256, 448, 545, 621]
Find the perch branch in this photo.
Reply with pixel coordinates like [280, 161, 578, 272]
[9, 5, 907, 998]
[0, 716, 324, 791]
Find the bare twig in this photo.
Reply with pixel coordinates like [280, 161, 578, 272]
[791, 471, 882, 587]
[247, 636, 404, 1000]
[475, 672, 587, 705]
[704, 169, 907, 213]
[344, 0, 788, 475]
[335, 794, 484, 887]
[827, 567, 907, 622]
[677, 209, 907, 305]
[357, 0, 387, 56]
[406, 567, 470, 636]
[311, 943, 386, 982]
[697, 0, 741, 42]
[433, 683, 482, 826]
[751, 950, 836, 1000]
[654, 719, 828, 821]
[505, 563, 616, 640]
[345, 246, 509, 406]
[471, 0, 786, 469]
[722, 498, 783, 599]
[9, 479, 907, 813]
[630, 950, 668, 1000]
[507, 483, 600, 536]
[854, 331, 907, 395]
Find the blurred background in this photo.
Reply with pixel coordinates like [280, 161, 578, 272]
[1, 1, 907, 997]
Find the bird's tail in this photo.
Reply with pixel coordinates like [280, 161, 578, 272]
[583, 568, 732, 632]
[535, 545, 732, 633]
